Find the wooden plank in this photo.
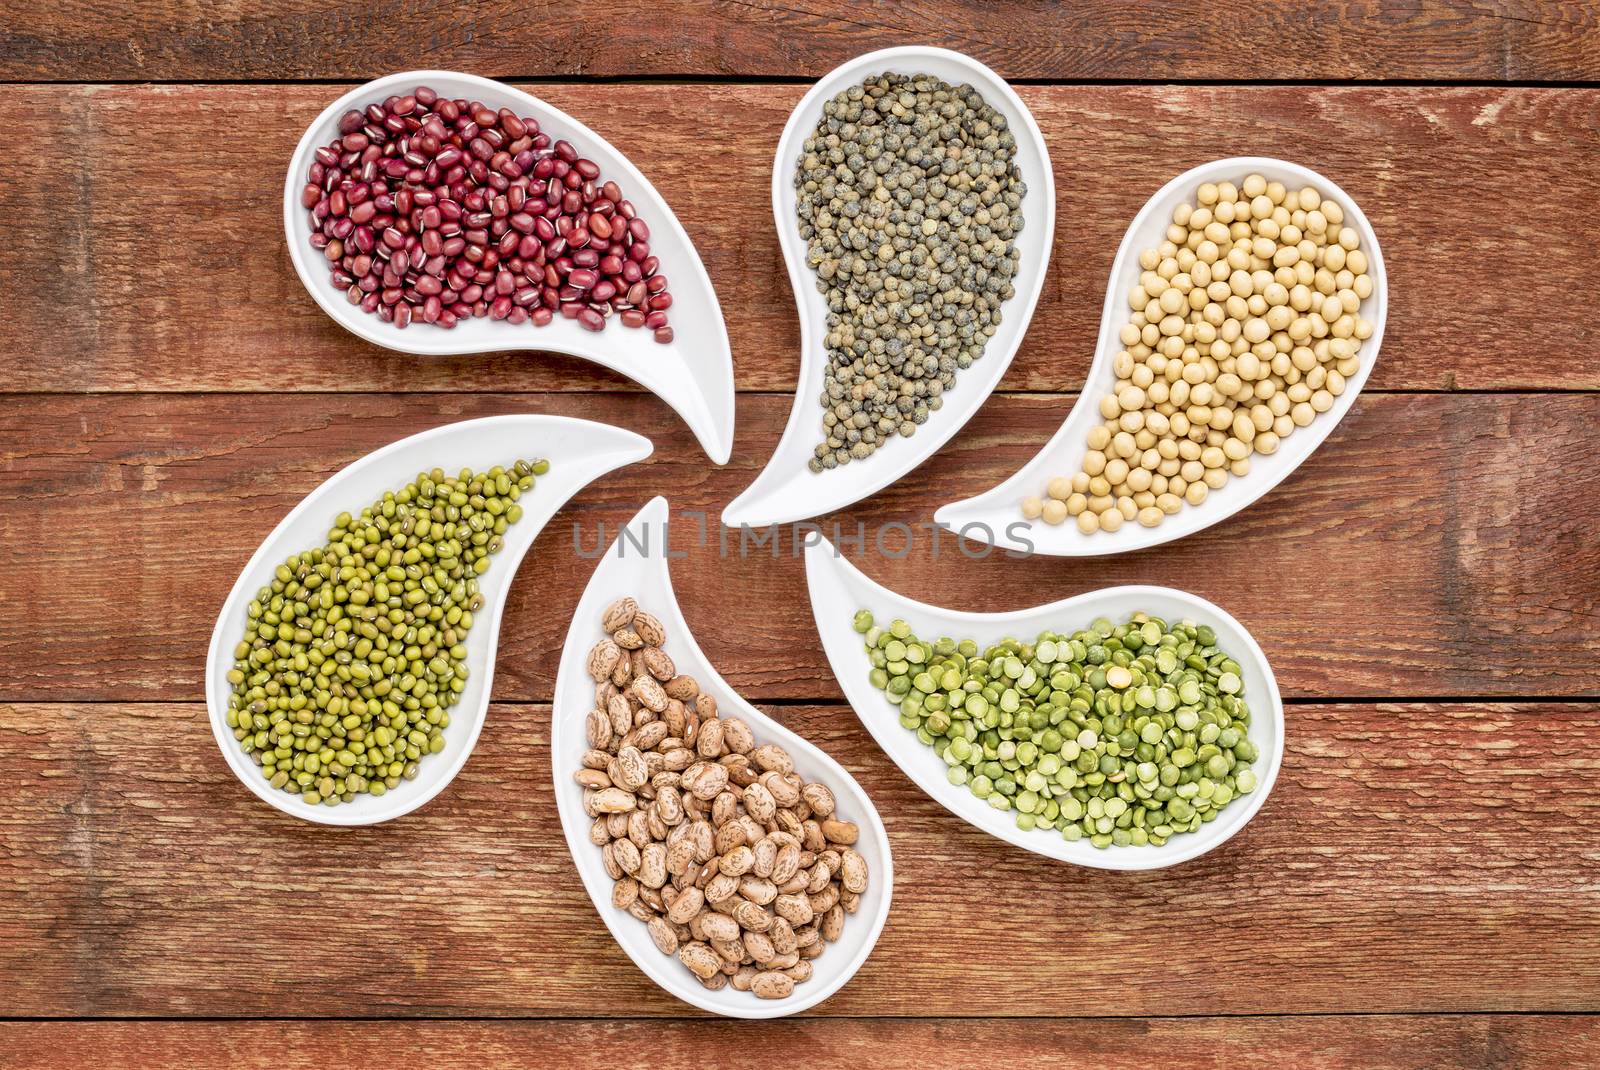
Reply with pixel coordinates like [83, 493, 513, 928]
[1, 392, 1596, 703]
[4, 699, 1598, 1017]
[2, 1, 1597, 83]
[5, 1016, 1598, 1069]
[5, 84, 1600, 394]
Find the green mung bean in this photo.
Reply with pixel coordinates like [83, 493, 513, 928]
[857, 611, 1257, 848]
[225, 461, 543, 806]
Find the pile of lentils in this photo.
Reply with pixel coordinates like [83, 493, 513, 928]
[854, 610, 1258, 848]
[1023, 173, 1374, 532]
[302, 87, 673, 341]
[795, 72, 1025, 472]
[224, 460, 546, 806]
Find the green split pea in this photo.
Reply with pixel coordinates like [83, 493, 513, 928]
[224, 459, 547, 806]
[853, 609, 1258, 848]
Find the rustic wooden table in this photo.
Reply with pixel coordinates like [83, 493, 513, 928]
[4, 2, 1600, 1066]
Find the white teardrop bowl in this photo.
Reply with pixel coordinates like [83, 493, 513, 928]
[804, 539, 1283, 870]
[284, 70, 735, 464]
[722, 46, 1055, 527]
[935, 156, 1386, 555]
[552, 497, 893, 1017]
[206, 414, 653, 826]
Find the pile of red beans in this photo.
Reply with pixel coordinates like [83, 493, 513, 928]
[302, 86, 673, 342]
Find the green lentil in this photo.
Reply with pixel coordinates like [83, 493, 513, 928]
[857, 610, 1258, 848]
[796, 72, 1026, 472]
[225, 460, 543, 806]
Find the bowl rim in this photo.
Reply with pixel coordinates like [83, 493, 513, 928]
[934, 154, 1388, 555]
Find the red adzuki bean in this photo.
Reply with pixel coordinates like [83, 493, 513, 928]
[306, 87, 670, 339]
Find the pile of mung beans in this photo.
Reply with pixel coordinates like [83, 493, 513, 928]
[303, 87, 673, 340]
[854, 610, 1257, 848]
[795, 72, 1025, 471]
[224, 460, 545, 806]
[1022, 173, 1373, 532]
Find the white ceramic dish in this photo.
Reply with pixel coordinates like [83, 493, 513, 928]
[804, 539, 1283, 869]
[552, 497, 893, 1017]
[206, 415, 652, 825]
[722, 46, 1055, 527]
[284, 70, 735, 464]
[935, 156, 1387, 555]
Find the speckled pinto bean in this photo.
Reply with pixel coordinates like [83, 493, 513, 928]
[577, 596, 868, 997]
[304, 86, 671, 339]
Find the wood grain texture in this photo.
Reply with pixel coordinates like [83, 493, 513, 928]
[4, 699, 1598, 1017]
[6, 85, 1600, 394]
[5, 4, 1599, 1043]
[1, 392, 1596, 703]
[2, 1, 1597, 83]
[5, 1016, 1598, 1069]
